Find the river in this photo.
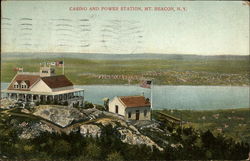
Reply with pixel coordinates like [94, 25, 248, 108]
[1, 83, 249, 110]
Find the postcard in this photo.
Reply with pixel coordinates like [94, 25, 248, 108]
[1, 1, 249, 160]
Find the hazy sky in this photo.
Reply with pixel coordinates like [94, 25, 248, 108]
[1, 1, 249, 55]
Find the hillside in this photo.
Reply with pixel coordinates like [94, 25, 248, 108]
[153, 108, 250, 143]
[1, 56, 249, 86]
[0, 102, 249, 160]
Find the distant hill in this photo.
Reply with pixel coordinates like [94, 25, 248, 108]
[2, 52, 249, 61]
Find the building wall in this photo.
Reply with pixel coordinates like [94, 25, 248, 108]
[52, 86, 74, 92]
[30, 80, 52, 92]
[125, 106, 151, 120]
[108, 97, 126, 116]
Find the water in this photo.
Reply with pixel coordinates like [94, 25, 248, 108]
[1, 83, 249, 110]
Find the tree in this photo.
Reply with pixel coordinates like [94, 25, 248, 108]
[53, 139, 71, 156]
[84, 142, 101, 160]
[106, 151, 124, 161]
[84, 101, 94, 109]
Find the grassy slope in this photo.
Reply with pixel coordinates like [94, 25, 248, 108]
[1, 57, 249, 85]
[154, 108, 250, 143]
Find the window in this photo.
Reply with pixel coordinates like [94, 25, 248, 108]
[13, 82, 19, 89]
[144, 110, 147, 117]
[115, 105, 119, 113]
[42, 70, 48, 73]
[128, 112, 131, 118]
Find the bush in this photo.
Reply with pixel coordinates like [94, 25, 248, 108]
[63, 101, 69, 106]
[106, 151, 124, 161]
[84, 101, 94, 109]
[84, 142, 101, 160]
[35, 101, 40, 106]
[96, 104, 105, 111]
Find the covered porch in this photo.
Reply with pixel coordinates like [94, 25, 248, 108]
[1, 88, 84, 106]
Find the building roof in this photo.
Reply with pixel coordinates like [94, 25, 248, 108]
[8, 74, 40, 91]
[41, 75, 73, 89]
[118, 96, 150, 108]
[8, 74, 73, 91]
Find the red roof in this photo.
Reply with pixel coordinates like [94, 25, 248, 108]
[8, 74, 73, 91]
[8, 74, 40, 91]
[41, 75, 73, 88]
[118, 96, 150, 108]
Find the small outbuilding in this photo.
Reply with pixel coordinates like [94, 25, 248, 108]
[108, 96, 151, 120]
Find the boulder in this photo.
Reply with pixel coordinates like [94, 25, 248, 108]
[117, 128, 163, 151]
[33, 105, 86, 127]
[80, 124, 101, 138]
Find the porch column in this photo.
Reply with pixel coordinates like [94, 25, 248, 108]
[31, 94, 33, 102]
[24, 94, 27, 101]
[38, 95, 41, 102]
[17, 93, 20, 100]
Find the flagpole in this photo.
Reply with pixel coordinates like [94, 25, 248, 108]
[151, 80, 153, 120]
[63, 58, 65, 75]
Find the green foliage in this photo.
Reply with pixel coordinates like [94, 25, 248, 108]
[106, 151, 124, 161]
[84, 101, 94, 109]
[35, 101, 40, 106]
[96, 104, 105, 111]
[63, 101, 68, 106]
[154, 108, 250, 143]
[0, 109, 249, 160]
[84, 142, 101, 159]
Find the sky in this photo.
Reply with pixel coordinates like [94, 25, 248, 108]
[1, 1, 249, 55]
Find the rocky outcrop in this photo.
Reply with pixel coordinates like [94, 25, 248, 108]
[33, 105, 86, 127]
[80, 124, 101, 138]
[10, 105, 163, 151]
[117, 128, 164, 151]
[93, 117, 163, 151]
[0, 98, 16, 109]
[19, 121, 54, 139]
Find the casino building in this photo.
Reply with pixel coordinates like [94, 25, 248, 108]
[1, 65, 84, 107]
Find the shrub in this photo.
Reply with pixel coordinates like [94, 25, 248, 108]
[84, 101, 94, 109]
[106, 151, 124, 161]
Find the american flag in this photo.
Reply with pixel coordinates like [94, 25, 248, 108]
[140, 80, 152, 88]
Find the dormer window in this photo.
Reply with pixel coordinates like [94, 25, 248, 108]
[13, 82, 19, 89]
[20, 81, 29, 89]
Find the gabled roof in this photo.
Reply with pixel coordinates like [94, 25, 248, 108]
[118, 96, 150, 108]
[24, 80, 30, 86]
[8, 74, 40, 91]
[41, 75, 73, 89]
